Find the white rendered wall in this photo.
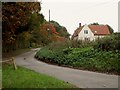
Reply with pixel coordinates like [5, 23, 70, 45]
[78, 25, 95, 41]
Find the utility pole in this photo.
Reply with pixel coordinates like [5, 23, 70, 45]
[40, 0, 42, 4]
[49, 9, 50, 22]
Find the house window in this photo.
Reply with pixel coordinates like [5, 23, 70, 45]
[85, 38, 90, 41]
[84, 30, 88, 34]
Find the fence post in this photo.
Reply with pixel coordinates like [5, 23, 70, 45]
[12, 57, 17, 70]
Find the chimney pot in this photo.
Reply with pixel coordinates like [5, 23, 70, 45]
[79, 23, 81, 27]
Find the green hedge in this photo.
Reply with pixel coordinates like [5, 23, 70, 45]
[35, 46, 119, 74]
[93, 33, 120, 51]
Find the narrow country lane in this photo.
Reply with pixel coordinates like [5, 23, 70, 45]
[15, 48, 119, 88]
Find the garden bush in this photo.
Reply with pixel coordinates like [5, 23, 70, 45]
[35, 43, 119, 74]
[35, 33, 119, 74]
[93, 33, 120, 51]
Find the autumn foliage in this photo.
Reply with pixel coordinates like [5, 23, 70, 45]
[2, 2, 41, 52]
[2, 2, 69, 53]
[41, 22, 65, 42]
[42, 22, 59, 35]
[2, 2, 41, 44]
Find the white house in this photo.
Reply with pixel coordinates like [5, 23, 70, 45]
[72, 23, 110, 41]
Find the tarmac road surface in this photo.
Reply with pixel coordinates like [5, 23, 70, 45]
[15, 48, 119, 88]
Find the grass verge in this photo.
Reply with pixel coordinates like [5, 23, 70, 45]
[2, 64, 77, 88]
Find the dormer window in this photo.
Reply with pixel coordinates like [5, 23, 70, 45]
[84, 30, 88, 34]
[94, 31, 97, 33]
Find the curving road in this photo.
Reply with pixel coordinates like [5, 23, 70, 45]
[15, 48, 119, 88]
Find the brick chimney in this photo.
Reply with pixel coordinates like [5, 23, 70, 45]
[79, 23, 81, 27]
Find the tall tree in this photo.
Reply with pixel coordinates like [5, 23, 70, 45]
[90, 22, 99, 25]
[50, 20, 70, 38]
[2, 2, 41, 52]
[106, 25, 114, 34]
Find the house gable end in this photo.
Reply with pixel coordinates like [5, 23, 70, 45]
[78, 25, 94, 41]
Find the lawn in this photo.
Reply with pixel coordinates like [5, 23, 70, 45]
[2, 64, 76, 88]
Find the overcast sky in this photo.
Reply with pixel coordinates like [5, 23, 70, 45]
[39, 0, 118, 35]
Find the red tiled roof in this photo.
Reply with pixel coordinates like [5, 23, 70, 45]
[88, 25, 110, 35]
[72, 25, 110, 39]
[72, 26, 84, 37]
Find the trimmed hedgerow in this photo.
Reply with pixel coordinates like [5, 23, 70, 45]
[35, 45, 119, 75]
